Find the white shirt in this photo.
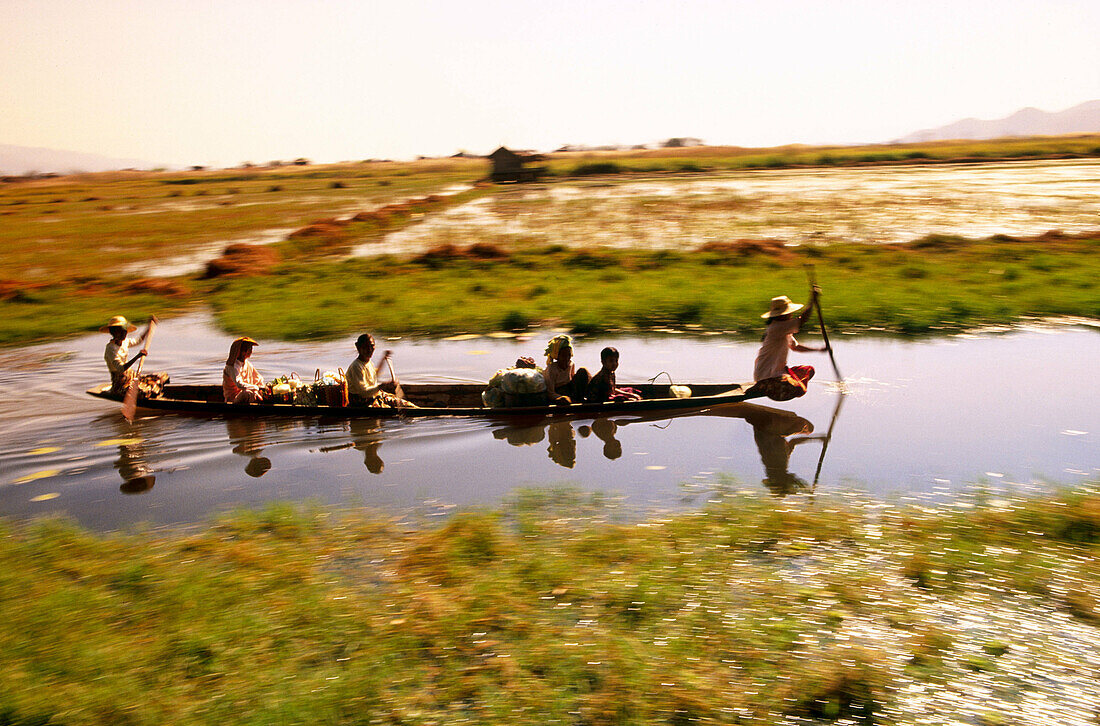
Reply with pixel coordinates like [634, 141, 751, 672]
[105, 337, 139, 375]
[753, 318, 801, 381]
[346, 357, 380, 400]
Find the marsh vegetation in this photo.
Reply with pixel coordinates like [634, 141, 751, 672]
[1, 141, 1098, 346]
[2, 487, 1100, 724]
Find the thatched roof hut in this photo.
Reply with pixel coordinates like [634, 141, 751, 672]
[488, 147, 546, 182]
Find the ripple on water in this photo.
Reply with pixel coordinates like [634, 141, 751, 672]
[0, 313, 1096, 530]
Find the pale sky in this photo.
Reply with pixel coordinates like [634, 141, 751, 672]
[2, 0, 1098, 167]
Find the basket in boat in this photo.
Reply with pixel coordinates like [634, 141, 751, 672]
[268, 372, 303, 404]
[314, 369, 348, 408]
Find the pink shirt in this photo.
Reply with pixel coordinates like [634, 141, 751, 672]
[543, 360, 574, 396]
[753, 318, 801, 381]
[223, 360, 264, 402]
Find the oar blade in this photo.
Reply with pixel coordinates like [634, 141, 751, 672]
[121, 382, 140, 421]
[121, 319, 156, 422]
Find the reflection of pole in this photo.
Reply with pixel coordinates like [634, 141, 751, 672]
[812, 391, 846, 492]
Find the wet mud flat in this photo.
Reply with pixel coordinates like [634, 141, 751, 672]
[0, 314, 1095, 531]
[353, 159, 1100, 257]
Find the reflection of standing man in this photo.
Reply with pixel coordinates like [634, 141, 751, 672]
[740, 405, 824, 496]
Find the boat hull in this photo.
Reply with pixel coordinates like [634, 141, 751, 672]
[86, 381, 765, 418]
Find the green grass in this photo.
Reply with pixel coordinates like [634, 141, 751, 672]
[2, 486, 1099, 724]
[202, 234, 1099, 341]
[1, 233, 1096, 345]
[545, 134, 1100, 176]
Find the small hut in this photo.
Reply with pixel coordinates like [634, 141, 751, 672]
[488, 146, 546, 183]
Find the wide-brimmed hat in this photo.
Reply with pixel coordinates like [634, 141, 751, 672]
[761, 296, 805, 319]
[100, 315, 137, 333]
[226, 336, 259, 365]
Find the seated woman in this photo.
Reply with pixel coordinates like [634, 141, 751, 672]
[102, 314, 165, 396]
[585, 347, 642, 403]
[542, 334, 590, 404]
[223, 337, 265, 404]
[346, 333, 415, 407]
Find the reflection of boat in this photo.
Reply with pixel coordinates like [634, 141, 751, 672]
[495, 417, 621, 468]
[87, 382, 764, 418]
[489, 399, 842, 490]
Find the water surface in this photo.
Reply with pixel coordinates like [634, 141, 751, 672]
[0, 315, 1096, 530]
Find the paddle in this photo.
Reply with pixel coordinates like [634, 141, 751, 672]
[385, 355, 405, 403]
[805, 266, 842, 382]
[122, 318, 157, 422]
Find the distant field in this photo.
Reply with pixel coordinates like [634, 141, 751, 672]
[1, 137, 1099, 345]
[541, 134, 1100, 175]
[0, 159, 482, 280]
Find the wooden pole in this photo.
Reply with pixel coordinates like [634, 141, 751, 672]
[385, 357, 405, 403]
[805, 266, 842, 381]
[122, 320, 156, 422]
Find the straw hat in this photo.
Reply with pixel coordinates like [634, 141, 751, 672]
[761, 296, 804, 319]
[234, 336, 259, 346]
[100, 315, 137, 333]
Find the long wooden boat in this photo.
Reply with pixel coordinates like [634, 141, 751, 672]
[86, 381, 765, 418]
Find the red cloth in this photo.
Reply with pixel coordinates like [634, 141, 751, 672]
[749, 365, 815, 402]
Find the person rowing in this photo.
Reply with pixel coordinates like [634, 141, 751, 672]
[346, 333, 415, 407]
[102, 314, 165, 395]
[223, 336, 265, 404]
[747, 288, 825, 401]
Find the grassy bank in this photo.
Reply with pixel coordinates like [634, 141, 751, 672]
[208, 232, 1100, 340]
[2, 486, 1100, 724]
[1, 233, 1097, 346]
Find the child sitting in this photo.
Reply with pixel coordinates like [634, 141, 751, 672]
[585, 347, 642, 403]
[542, 334, 590, 405]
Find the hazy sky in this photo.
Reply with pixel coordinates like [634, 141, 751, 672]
[2, 0, 1098, 166]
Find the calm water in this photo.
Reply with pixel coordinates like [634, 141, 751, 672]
[0, 314, 1096, 530]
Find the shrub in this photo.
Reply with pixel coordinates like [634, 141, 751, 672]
[501, 309, 531, 331]
[565, 250, 616, 268]
[202, 244, 280, 278]
[570, 162, 623, 176]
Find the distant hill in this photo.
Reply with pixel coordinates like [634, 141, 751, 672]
[895, 100, 1100, 143]
[0, 144, 162, 175]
